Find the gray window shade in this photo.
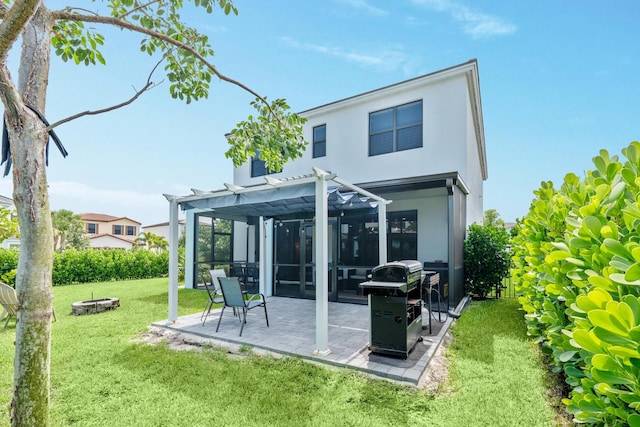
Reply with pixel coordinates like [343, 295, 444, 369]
[397, 125, 422, 151]
[369, 132, 393, 155]
[369, 100, 422, 156]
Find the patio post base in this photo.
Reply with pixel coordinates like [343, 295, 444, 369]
[313, 348, 332, 356]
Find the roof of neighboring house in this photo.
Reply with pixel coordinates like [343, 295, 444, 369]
[88, 234, 144, 245]
[143, 219, 186, 228]
[0, 195, 13, 207]
[80, 213, 141, 225]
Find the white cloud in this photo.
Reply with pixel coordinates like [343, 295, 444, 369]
[336, 0, 388, 17]
[412, 0, 516, 38]
[281, 37, 412, 73]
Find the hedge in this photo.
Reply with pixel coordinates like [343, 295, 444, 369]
[0, 248, 168, 286]
[511, 141, 640, 426]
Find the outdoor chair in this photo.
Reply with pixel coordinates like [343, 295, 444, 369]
[0, 282, 57, 329]
[216, 276, 269, 336]
[200, 270, 227, 325]
[0, 282, 19, 329]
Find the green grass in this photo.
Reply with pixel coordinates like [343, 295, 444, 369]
[1, 280, 561, 426]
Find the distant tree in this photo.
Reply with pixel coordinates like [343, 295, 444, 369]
[483, 208, 506, 228]
[0, 206, 19, 244]
[51, 209, 89, 251]
[135, 231, 168, 252]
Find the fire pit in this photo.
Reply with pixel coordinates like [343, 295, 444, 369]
[72, 298, 120, 315]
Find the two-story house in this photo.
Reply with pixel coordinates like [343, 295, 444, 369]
[166, 59, 487, 329]
[80, 213, 142, 249]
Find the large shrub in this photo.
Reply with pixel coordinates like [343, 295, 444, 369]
[0, 247, 168, 286]
[464, 222, 510, 298]
[512, 142, 640, 425]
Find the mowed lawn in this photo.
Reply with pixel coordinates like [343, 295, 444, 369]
[0, 279, 561, 426]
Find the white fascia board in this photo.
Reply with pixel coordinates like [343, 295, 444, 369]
[300, 60, 479, 119]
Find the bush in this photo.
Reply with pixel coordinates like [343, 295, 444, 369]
[464, 223, 510, 298]
[0, 247, 168, 286]
[511, 141, 640, 425]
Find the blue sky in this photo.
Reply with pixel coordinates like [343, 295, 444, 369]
[2, 0, 639, 226]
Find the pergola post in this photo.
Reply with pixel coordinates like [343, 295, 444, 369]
[378, 202, 387, 265]
[167, 196, 179, 322]
[314, 169, 330, 356]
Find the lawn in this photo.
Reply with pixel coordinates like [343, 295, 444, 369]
[1, 279, 561, 426]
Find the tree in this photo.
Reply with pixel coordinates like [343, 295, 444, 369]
[483, 208, 506, 228]
[51, 209, 88, 251]
[0, 2, 306, 425]
[463, 219, 510, 299]
[135, 231, 168, 252]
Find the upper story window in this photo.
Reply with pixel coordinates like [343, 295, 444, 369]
[369, 100, 423, 156]
[126, 225, 136, 236]
[113, 225, 123, 235]
[87, 223, 97, 234]
[313, 124, 326, 158]
[251, 151, 280, 177]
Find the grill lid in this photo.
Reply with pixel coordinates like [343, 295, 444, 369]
[370, 260, 423, 282]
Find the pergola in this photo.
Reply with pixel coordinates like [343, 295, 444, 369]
[164, 167, 391, 355]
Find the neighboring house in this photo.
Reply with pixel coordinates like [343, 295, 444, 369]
[80, 213, 142, 249]
[142, 220, 186, 242]
[167, 60, 487, 335]
[0, 195, 19, 249]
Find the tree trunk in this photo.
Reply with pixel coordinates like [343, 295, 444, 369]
[6, 6, 55, 427]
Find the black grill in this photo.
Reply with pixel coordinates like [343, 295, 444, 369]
[359, 260, 423, 359]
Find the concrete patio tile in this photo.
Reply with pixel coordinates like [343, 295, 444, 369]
[152, 296, 453, 386]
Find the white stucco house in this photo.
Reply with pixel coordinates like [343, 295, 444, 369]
[165, 59, 487, 354]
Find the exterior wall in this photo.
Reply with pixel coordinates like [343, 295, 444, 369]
[143, 221, 186, 241]
[234, 73, 473, 189]
[465, 93, 484, 226]
[379, 189, 448, 263]
[83, 217, 141, 243]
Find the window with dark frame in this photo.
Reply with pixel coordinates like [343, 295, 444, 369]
[313, 124, 326, 158]
[113, 225, 123, 235]
[250, 151, 280, 177]
[87, 223, 97, 234]
[126, 225, 136, 236]
[369, 100, 423, 156]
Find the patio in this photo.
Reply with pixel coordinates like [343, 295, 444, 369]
[152, 296, 453, 386]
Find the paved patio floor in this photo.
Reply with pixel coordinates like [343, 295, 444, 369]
[152, 296, 453, 386]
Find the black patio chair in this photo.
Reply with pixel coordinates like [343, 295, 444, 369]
[216, 277, 269, 336]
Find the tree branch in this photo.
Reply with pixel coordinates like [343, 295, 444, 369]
[0, 1, 45, 119]
[51, 9, 283, 125]
[47, 58, 164, 130]
[0, 0, 41, 58]
[118, 1, 162, 19]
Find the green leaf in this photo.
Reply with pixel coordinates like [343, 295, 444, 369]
[591, 368, 634, 385]
[572, 329, 604, 353]
[603, 238, 631, 259]
[592, 354, 619, 371]
[610, 273, 640, 286]
[588, 309, 629, 337]
[558, 350, 577, 362]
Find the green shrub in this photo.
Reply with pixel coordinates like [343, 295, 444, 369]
[512, 141, 640, 425]
[0, 247, 169, 286]
[464, 223, 510, 298]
